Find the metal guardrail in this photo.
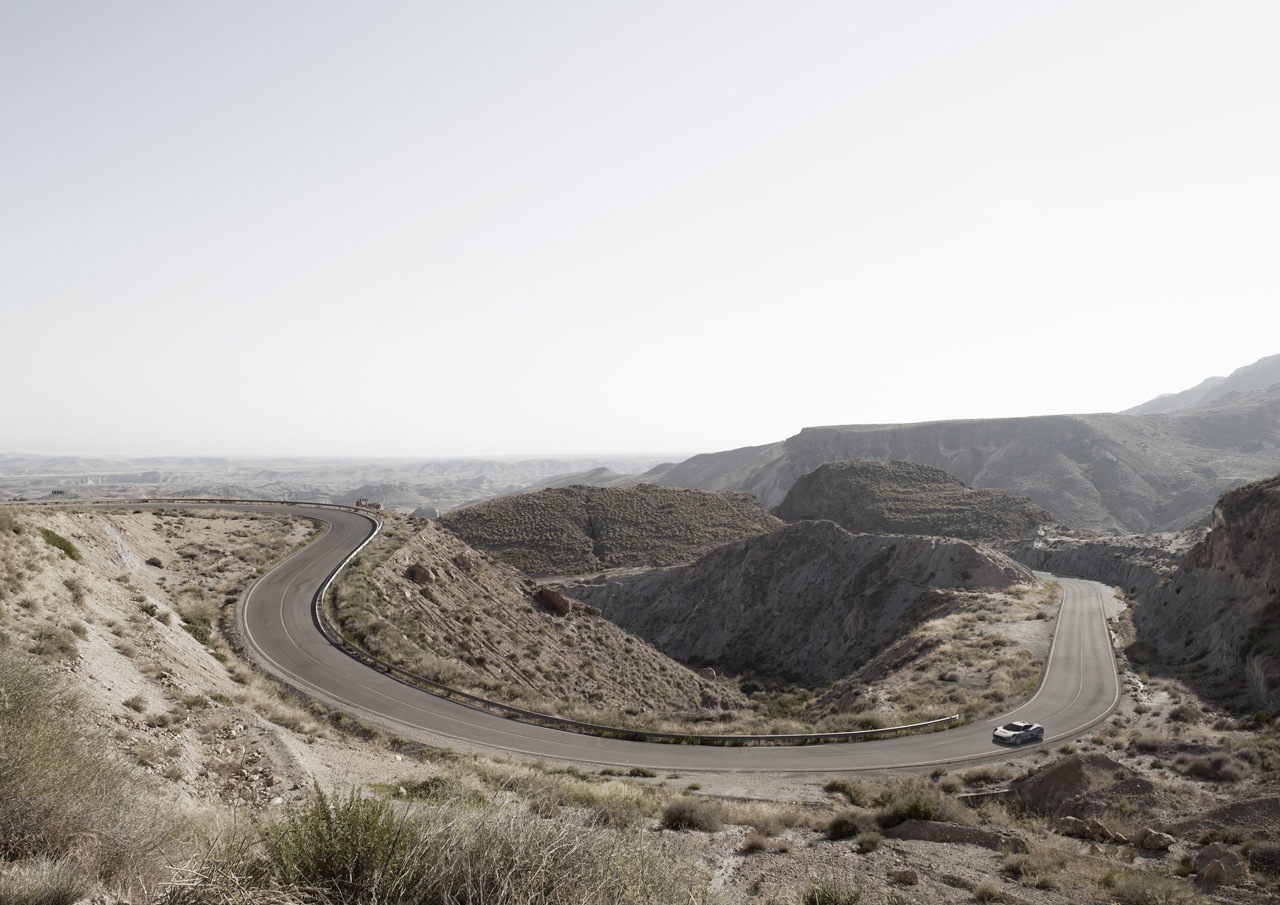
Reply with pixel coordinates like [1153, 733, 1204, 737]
[8, 496, 961, 746]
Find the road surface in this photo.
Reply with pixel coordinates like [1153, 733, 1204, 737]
[122, 502, 1125, 771]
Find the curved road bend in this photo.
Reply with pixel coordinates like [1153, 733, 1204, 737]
[126, 502, 1122, 772]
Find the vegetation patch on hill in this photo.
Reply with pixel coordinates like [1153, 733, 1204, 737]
[773, 459, 1051, 541]
[439, 483, 782, 577]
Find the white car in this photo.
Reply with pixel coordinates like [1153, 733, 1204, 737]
[992, 721, 1044, 745]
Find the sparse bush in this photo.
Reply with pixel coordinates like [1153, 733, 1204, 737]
[627, 766, 657, 778]
[855, 830, 881, 852]
[146, 556, 164, 568]
[1105, 870, 1204, 904]
[801, 881, 862, 905]
[0, 509, 23, 535]
[874, 780, 968, 829]
[1002, 850, 1065, 889]
[0, 857, 91, 905]
[122, 695, 147, 713]
[1246, 840, 1280, 875]
[826, 810, 877, 840]
[1174, 752, 1247, 782]
[0, 657, 170, 891]
[661, 796, 723, 832]
[28, 626, 79, 660]
[973, 877, 1004, 901]
[823, 777, 875, 807]
[180, 784, 710, 905]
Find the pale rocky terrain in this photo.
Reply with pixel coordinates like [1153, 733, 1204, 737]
[2, 505, 1279, 903]
[0, 506, 426, 815]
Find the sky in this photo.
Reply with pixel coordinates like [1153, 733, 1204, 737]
[3, 2, 1278, 458]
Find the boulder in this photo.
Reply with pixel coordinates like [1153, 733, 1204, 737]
[1052, 816, 1090, 838]
[1194, 843, 1247, 885]
[406, 563, 434, 584]
[536, 586, 572, 615]
[889, 869, 918, 886]
[1138, 830, 1176, 852]
[1086, 818, 1115, 842]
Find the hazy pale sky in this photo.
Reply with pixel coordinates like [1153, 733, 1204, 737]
[4, 2, 1278, 457]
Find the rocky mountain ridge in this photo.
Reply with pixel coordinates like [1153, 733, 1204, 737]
[635, 382, 1280, 534]
[1123, 352, 1280, 415]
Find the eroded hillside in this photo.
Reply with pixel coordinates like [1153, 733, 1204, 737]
[331, 516, 749, 731]
[568, 520, 1035, 683]
[438, 483, 782, 577]
[773, 459, 1050, 540]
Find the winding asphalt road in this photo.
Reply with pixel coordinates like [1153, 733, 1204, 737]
[139, 502, 1122, 771]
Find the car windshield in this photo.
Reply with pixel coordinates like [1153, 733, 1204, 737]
[1001, 722, 1029, 731]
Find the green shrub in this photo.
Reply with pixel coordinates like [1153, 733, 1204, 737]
[261, 786, 430, 904]
[38, 529, 80, 562]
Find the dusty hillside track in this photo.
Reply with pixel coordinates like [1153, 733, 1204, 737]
[83, 501, 1120, 771]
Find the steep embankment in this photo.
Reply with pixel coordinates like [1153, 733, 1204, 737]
[438, 484, 782, 577]
[1133, 473, 1280, 710]
[333, 517, 746, 727]
[569, 520, 1033, 682]
[773, 460, 1050, 540]
[644, 384, 1280, 534]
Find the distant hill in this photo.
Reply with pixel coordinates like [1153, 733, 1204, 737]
[438, 484, 782, 577]
[1122, 352, 1280, 415]
[773, 460, 1050, 540]
[568, 519, 1033, 681]
[637, 383, 1280, 534]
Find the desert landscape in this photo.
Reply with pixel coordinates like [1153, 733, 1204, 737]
[3, 356, 1280, 904]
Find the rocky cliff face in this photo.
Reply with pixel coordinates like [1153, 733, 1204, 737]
[1135, 473, 1280, 709]
[773, 460, 1049, 541]
[567, 520, 1033, 682]
[645, 385, 1280, 534]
